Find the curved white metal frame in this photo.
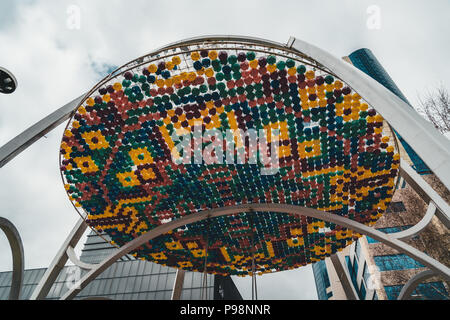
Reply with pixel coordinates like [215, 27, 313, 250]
[397, 269, 436, 300]
[0, 217, 24, 300]
[66, 246, 96, 270]
[0, 35, 447, 300]
[58, 203, 450, 300]
[390, 201, 436, 241]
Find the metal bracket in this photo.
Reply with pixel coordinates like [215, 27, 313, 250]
[390, 202, 436, 241]
[397, 269, 436, 300]
[66, 246, 97, 270]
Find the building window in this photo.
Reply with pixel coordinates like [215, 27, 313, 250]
[345, 256, 359, 290]
[359, 282, 367, 300]
[386, 201, 406, 213]
[367, 225, 413, 244]
[374, 254, 425, 271]
[362, 262, 371, 287]
[384, 282, 448, 300]
[312, 260, 332, 300]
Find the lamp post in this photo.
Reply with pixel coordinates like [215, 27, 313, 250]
[0, 66, 18, 94]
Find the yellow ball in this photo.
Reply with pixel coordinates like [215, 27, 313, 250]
[113, 82, 122, 91]
[305, 70, 315, 80]
[147, 64, 157, 73]
[191, 51, 200, 61]
[208, 50, 218, 60]
[172, 56, 181, 65]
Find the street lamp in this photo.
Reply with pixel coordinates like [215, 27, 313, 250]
[0, 66, 18, 94]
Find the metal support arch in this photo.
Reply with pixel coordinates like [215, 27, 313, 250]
[397, 270, 437, 300]
[399, 161, 450, 228]
[59, 203, 450, 300]
[0, 217, 24, 300]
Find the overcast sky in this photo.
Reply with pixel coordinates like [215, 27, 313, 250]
[0, 0, 449, 300]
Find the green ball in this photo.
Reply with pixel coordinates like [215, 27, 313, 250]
[228, 55, 237, 65]
[325, 75, 334, 84]
[276, 61, 286, 70]
[286, 59, 295, 68]
[297, 65, 306, 74]
[246, 51, 256, 61]
[216, 73, 224, 81]
[267, 55, 276, 65]
[232, 72, 241, 80]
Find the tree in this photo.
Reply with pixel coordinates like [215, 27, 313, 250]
[416, 85, 450, 135]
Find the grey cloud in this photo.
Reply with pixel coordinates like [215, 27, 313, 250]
[0, 0, 448, 300]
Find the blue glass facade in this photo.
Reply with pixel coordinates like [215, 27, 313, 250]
[345, 255, 366, 300]
[374, 254, 425, 271]
[312, 260, 332, 300]
[384, 282, 448, 300]
[348, 48, 431, 174]
[366, 225, 413, 244]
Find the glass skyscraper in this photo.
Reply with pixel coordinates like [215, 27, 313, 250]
[312, 260, 332, 300]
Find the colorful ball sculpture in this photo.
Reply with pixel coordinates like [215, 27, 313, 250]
[60, 39, 399, 276]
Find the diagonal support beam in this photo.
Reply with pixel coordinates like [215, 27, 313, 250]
[30, 217, 87, 300]
[330, 253, 359, 300]
[171, 269, 186, 300]
[0, 94, 85, 168]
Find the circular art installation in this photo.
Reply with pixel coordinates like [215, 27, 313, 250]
[60, 38, 400, 276]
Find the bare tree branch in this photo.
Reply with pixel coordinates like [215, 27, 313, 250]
[416, 85, 450, 135]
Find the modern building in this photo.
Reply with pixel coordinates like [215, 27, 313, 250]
[313, 48, 449, 300]
[312, 258, 349, 300]
[0, 230, 242, 300]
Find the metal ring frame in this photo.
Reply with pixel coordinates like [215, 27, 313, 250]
[0, 35, 448, 300]
[58, 36, 384, 250]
